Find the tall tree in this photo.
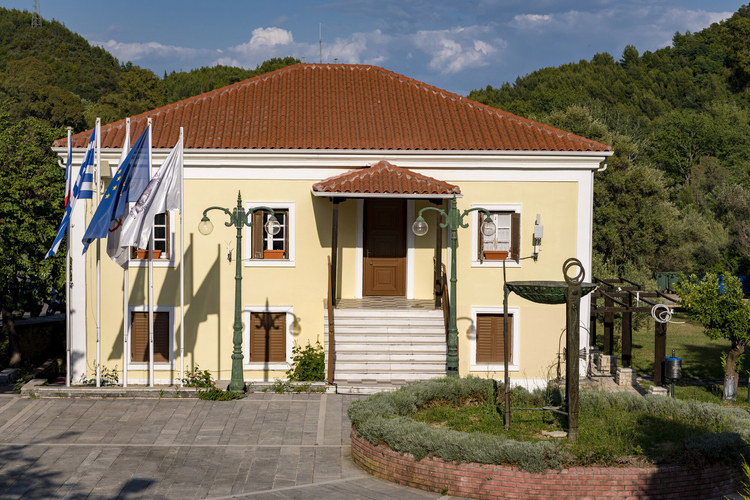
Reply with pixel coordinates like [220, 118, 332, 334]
[0, 114, 65, 366]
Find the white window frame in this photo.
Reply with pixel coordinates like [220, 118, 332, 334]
[244, 202, 295, 267]
[470, 306, 520, 373]
[471, 204, 522, 268]
[126, 305, 175, 370]
[243, 305, 294, 371]
[128, 210, 177, 268]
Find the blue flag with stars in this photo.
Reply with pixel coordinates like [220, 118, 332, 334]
[82, 126, 150, 254]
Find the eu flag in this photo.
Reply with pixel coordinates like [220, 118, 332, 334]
[82, 126, 150, 254]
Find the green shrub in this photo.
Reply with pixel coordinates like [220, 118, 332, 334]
[286, 341, 325, 381]
[198, 387, 243, 401]
[181, 364, 214, 388]
[349, 378, 750, 473]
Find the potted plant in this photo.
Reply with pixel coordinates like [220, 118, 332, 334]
[263, 249, 285, 259]
[135, 249, 163, 259]
[483, 250, 509, 260]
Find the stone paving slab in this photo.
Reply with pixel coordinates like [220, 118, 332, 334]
[0, 393, 448, 500]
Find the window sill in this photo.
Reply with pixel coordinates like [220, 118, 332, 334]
[244, 260, 295, 268]
[243, 362, 290, 370]
[128, 362, 173, 370]
[471, 259, 521, 268]
[470, 363, 519, 372]
[129, 259, 175, 268]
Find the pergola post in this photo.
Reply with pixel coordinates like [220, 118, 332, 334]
[654, 321, 667, 386]
[622, 292, 633, 368]
[603, 295, 614, 355]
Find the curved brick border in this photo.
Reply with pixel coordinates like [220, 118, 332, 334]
[351, 429, 743, 499]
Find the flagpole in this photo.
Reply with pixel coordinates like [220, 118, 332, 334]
[148, 118, 154, 388]
[123, 117, 130, 388]
[65, 126, 72, 388]
[179, 127, 185, 387]
[95, 118, 101, 388]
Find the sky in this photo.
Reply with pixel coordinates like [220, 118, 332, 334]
[1, 0, 745, 96]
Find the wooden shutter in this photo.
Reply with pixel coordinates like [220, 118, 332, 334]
[476, 314, 512, 363]
[131, 312, 149, 362]
[131, 311, 170, 362]
[250, 312, 286, 362]
[252, 210, 264, 259]
[510, 213, 521, 261]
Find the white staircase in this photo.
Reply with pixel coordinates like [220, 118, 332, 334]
[324, 307, 447, 387]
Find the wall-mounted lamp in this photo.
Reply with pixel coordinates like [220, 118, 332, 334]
[533, 214, 543, 261]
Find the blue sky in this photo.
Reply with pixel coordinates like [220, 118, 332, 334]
[2, 0, 744, 95]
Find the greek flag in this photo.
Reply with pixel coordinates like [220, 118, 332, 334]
[82, 126, 150, 254]
[45, 129, 97, 259]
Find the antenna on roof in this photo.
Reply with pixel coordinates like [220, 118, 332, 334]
[319, 22, 322, 64]
[334, 58, 338, 64]
[31, 0, 41, 28]
[301, 56, 306, 63]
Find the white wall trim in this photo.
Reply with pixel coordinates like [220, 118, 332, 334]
[70, 199, 87, 383]
[470, 203, 523, 268]
[126, 305, 176, 371]
[243, 305, 294, 371]
[406, 200, 415, 299]
[243, 201, 296, 268]
[469, 306, 520, 373]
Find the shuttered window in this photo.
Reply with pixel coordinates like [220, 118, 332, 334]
[130, 311, 170, 363]
[479, 211, 520, 261]
[250, 311, 286, 362]
[476, 313, 512, 364]
[131, 212, 170, 259]
[251, 209, 289, 259]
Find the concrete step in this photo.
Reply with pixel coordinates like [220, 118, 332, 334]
[332, 371, 445, 381]
[329, 309, 443, 319]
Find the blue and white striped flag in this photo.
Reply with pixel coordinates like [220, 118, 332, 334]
[45, 129, 97, 259]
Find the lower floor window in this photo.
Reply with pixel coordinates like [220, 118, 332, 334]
[249, 311, 287, 362]
[475, 313, 513, 364]
[131, 311, 170, 363]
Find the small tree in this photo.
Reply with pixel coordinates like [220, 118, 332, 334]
[676, 273, 750, 400]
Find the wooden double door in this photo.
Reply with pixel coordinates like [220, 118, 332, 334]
[363, 199, 406, 296]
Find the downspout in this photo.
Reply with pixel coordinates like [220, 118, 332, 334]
[595, 157, 608, 173]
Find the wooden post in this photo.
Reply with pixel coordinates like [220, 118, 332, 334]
[622, 293, 632, 368]
[434, 202, 443, 309]
[604, 294, 614, 355]
[589, 307, 597, 347]
[330, 199, 340, 307]
[654, 321, 667, 386]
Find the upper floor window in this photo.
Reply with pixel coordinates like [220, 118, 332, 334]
[131, 212, 170, 260]
[245, 202, 296, 267]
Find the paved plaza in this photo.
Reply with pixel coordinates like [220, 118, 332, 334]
[0, 392, 442, 500]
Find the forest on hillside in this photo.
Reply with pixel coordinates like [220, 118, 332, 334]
[0, 3, 749, 315]
[470, 5, 750, 281]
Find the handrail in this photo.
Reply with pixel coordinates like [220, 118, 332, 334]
[327, 256, 335, 383]
[440, 262, 450, 349]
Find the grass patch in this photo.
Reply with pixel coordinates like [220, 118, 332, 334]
[596, 311, 750, 382]
[349, 377, 750, 473]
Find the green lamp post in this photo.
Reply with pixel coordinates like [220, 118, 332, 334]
[413, 195, 496, 376]
[198, 191, 280, 393]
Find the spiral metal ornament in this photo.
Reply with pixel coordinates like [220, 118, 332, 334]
[563, 258, 585, 286]
[651, 304, 673, 324]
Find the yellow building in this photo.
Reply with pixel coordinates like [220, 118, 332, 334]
[54, 64, 611, 390]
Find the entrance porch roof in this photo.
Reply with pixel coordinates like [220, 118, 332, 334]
[312, 160, 461, 199]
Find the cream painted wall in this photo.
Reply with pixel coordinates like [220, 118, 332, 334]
[435, 181, 579, 381]
[83, 176, 583, 384]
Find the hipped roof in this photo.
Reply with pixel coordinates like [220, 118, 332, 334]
[312, 161, 461, 198]
[54, 64, 611, 153]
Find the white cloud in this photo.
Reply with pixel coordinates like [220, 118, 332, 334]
[94, 40, 214, 63]
[230, 27, 294, 52]
[413, 26, 506, 74]
[509, 13, 553, 30]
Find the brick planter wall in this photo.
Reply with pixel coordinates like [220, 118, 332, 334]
[351, 429, 743, 499]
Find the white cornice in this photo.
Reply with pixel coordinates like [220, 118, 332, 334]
[53, 147, 612, 171]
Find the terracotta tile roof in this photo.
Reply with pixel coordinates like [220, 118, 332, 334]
[54, 64, 611, 152]
[313, 161, 461, 196]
